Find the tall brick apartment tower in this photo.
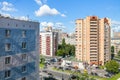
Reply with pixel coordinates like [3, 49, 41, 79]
[75, 16, 111, 65]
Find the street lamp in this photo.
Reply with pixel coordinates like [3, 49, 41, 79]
[62, 74, 64, 80]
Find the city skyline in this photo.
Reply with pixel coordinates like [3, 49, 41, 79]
[0, 0, 120, 33]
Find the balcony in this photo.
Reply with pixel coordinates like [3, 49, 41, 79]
[90, 32, 97, 34]
[90, 24, 97, 26]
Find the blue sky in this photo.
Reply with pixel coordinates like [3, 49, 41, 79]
[0, 0, 120, 33]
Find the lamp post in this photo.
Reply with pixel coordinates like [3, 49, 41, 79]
[62, 74, 64, 80]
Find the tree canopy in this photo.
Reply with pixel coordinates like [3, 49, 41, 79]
[111, 46, 114, 54]
[105, 60, 119, 74]
[56, 38, 75, 57]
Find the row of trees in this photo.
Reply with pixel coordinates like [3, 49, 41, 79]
[56, 38, 75, 57]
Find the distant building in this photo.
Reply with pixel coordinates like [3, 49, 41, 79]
[113, 32, 120, 38]
[0, 16, 39, 80]
[111, 38, 120, 55]
[62, 33, 76, 45]
[40, 26, 58, 57]
[52, 28, 63, 44]
[75, 16, 111, 65]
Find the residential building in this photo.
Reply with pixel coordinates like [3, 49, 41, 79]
[52, 28, 63, 44]
[111, 38, 120, 55]
[75, 16, 111, 65]
[61, 33, 76, 45]
[40, 27, 58, 57]
[113, 32, 120, 38]
[0, 16, 39, 80]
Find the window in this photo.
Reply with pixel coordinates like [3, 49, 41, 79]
[22, 66, 26, 72]
[16, 24, 18, 27]
[22, 54, 27, 60]
[22, 42, 26, 49]
[21, 77, 26, 80]
[5, 30, 11, 37]
[22, 30, 26, 38]
[5, 70, 11, 78]
[5, 56, 11, 64]
[5, 43, 11, 51]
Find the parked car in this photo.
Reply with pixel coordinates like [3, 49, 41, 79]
[104, 74, 111, 78]
[42, 70, 47, 73]
[48, 73, 53, 77]
[70, 75, 77, 79]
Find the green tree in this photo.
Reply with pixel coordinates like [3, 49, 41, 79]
[118, 50, 120, 56]
[62, 38, 66, 49]
[56, 39, 75, 57]
[70, 45, 75, 56]
[111, 46, 115, 59]
[111, 46, 114, 54]
[56, 49, 64, 56]
[40, 55, 45, 64]
[105, 60, 119, 74]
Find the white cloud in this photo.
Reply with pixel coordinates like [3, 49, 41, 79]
[61, 14, 66, 17]
[35, 0, 42, 6]
[41, 22, 54, 27]
[35, 5, 60, 17]
[0, 13, 11, 17]
[15, 16, 29, 21]
[40, 22, 66, 31]
[0, 1, 17, 12]
[111, 20, 120, 25]
[34, 0, 47, 6]
[111, 20, 120, 32]
[35, 4, 66, 17]
[0, 11, 11, 17]
[40, 22, 65, 28]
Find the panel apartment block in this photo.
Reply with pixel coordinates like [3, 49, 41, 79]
[40, 31, 58, 57]
[0, 16, 39, 80]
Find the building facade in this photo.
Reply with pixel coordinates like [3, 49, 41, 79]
[0, 16, 39, 80]
[40, 31, 58, 57]
[113, 32, 120, 38]
[62, 33, 76, 45]
[75, 16, 111, 65]
[111, 38, 120, 55]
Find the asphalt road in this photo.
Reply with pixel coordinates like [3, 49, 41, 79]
[40, 69, 71, 80]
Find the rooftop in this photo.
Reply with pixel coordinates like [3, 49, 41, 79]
[0, 14, 39, 23]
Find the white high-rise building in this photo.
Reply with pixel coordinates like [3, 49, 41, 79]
[40, 27, 58, 57]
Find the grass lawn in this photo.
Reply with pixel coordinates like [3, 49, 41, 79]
[39, 63, 45, 69]
[105, 73, 120, 80]
[52, 67, 72, 74]
[88, 73, 120, 80]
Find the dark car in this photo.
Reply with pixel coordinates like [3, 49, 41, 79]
[48, 73, 52, 75]
[65, 67, 71, 70]
[104, 73, 112, 78]
[48, 73, 53, 77]
[70, 75, 77, 79]
[42, 70, 47, 73]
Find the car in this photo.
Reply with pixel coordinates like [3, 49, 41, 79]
[48, 73, 52, 75]
[70, 75, 77, 79]
[48, 73, 53, 77]
[58, 66, 63, 70]
[65, 67, 71, 70]
[77, 70, 81, 73]
[91, 72, 98, 76]
[104, 74, 111, 78]
[42, 70, 47, 73]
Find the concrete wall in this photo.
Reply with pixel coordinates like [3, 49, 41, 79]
[0, 17, 39, 80]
